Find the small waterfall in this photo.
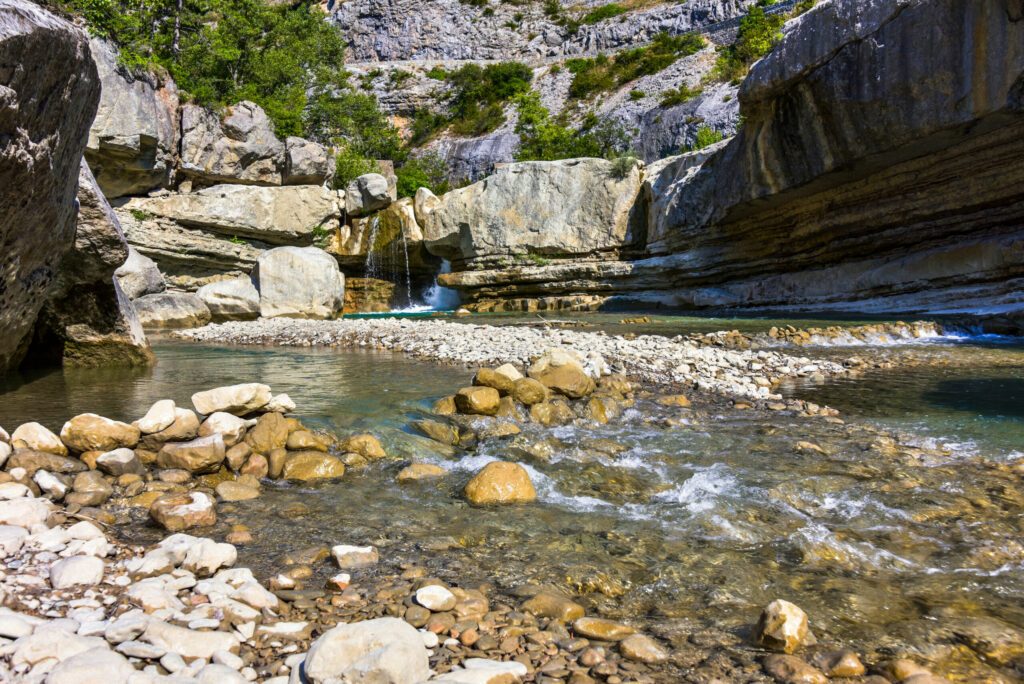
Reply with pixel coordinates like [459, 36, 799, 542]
[363, 215, 382, 280]
[423, 260, 461, 311]
[400, 230, 413, 309]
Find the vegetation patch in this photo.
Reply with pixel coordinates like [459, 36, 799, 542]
[566, 32, 706, 99]
[513, 92, 631, 162]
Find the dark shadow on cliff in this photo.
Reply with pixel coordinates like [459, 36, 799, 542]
[922, 378, 1024, 419]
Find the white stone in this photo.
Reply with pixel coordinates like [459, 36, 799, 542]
[0, 442, 10, 468]
[0, 497, 53, 528]
[303, 617, 430, 684]
[182, 538, 237, 576]
[33, 470, 68, 499]
[0, 614, 34, 639]
[43, 646, 136, 684]
[265, 393, 296, 413]
[0, 525, 28, 557]
[50, 555, 104, 589]
[95, 448, 143, 476]
[142, 620, 241, 660]
[116, 639, 167, 658]
[254, 246, 345, 320]
[10, 422, 67, 455]
[126, 578, 184, 613]
[213, 649, 245, 669]
[8, 631, 106, 667]
[432, 658, 530, 683]
[66, 521, 105, 541]
[331, 544, 378, 569]
[197, 277, 260, 322]
[136, 399, 177, 434]
[105, 609, 149, 644]
[198, 412, 249, 446]
[231, 581, 278, 610]
[0, 482, 29, 500]
[161, 651, 187, 673]
[197, 663, 248, 683]
[492, 363, 523, 383]
[192, 384, 272, 416]
[415, 585, 456, 612]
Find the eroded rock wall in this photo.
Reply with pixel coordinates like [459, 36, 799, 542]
[0, 1, 101, 373]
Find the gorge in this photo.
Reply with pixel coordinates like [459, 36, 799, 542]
[0, 0, 1023, 683]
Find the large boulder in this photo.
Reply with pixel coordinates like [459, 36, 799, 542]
[0, 1, 101, 373]
[345, 173, 393, 217]
[120, 184, 342, 246]
[133, 292, 211, 329]
[302, 617, 430, 684]
[464, 461, 537, 505]
[284, 136, 335, 185]
[115, 247, 165, 300]
[421, 158, 644, 265]
[196, 277, 260, 321]
[86, 37, 178, 198]
[179, 101, 285, 186]
[254, 247, 345, 319]
[32, 161, 153, 367]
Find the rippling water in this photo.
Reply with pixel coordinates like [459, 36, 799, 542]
[1, 331, 1022, 679]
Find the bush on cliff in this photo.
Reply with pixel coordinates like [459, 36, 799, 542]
[513, 91, 631, 162]
[710, 5, 786, 83]
[566, 32, 706, 99]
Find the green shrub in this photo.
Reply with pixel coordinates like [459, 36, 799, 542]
[660, 84, 702, 107]
[685, 126, 724, 152]
[332, 146, 379, 190]
[708, 6, 785, 84]
[513, 91, 631, 162]
[566, 32, 706, 99]
[425, 65, 448, 80]
[395, 154, 451, 198]
[581, 3, 627, 25]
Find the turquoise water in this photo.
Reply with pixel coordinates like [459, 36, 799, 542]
[1, 333, 1022, 679]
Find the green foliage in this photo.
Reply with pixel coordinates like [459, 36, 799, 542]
[396, 154, 452, 199]
[685, 126, 724, 151]
[608, 155, 638, 179]
[709, 6, 785, 84]
[128, 208, 152, 222]
[310, 224, 333, 248]
[332, 147, 380, 190]
[513, 91, 631, 162]
[660, 83, 702, 107]
[629, 89, 646, 101]
[425, 66, 448, 80]
[306, 90, 403, 161]
[566, 32, 706, 99]
[522, 253, 551, 267]
[228, 235, 248, 245]
[581, 3, 627, 25]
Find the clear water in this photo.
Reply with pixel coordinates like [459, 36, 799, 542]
[1, 331, 1022, 679]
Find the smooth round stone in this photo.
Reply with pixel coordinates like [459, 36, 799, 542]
[619, 634, 668, 663]
[416, 585, 457, 612]
[572, 617, 637, 642]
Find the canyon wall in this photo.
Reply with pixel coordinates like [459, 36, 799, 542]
[436, 0, 1024, 318]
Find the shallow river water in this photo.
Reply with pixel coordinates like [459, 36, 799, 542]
[1, 322, 1022, 681]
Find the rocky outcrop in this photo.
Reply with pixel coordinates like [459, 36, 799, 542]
[439, 0, 1024, 317]
[86, 38, 178, 199]
[0, 1, 101, 373]
[421, 158, 645, 268]
[329, 197, 437, 279]
[32, 162, 153, 367]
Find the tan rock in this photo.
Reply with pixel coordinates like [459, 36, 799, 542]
[473, 368, 515, 394]
[521, 592, 585, 622]
[455, 387, 500, 416]
[656, 394, 691, 408]
[225, 442, 251, 470]
[531, 363, 595, 399]
[573, 617, 637, 642]
[199, 412, 248, 446]
[810, 650, 865, 678]
[10, 422, 67, 456]
[762, 654, 827, 684]
[192, 383, 271, 416]
[149, 491, 216, 531]
[464, 461, 536, 505]
[240, 453, 269, 478]
[6, 449, 87, 475]
[286, 430, 331, 452]
[396, 464, 446, 482]
[415, 420, 459, 445]
[156, 434, 226, 474]
[512, 377, 547, 405]
[432, 396, 457, 415]
[134, 400, 176, 434]
[529, 401, 574, 426]
[619, 634, 668, 663]
[244, 412, 289, 453]
[755, 599, 810, 654]
[60, 414, 140, 452]
[341, 433, 386, 460]
[282, 451, 346, 481]
[267, 447, 288, 479]
[215, 480, 260, 501]
[138, 408, 200, 450]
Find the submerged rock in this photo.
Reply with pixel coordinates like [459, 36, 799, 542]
[464, 461, 536, 505]
[149, 492, 217, 531]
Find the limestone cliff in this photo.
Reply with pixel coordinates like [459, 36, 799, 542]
[0, 1, 101, 372]
[435, 0, 1024, 317]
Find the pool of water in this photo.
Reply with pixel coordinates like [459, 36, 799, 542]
[2, 334, 1023, 680]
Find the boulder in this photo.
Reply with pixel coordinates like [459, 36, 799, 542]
[86, 37, 178, 198]
[215, 480, 260, 502]
[33, 160, 153, 368]
[755, 599, 810, 654]
[511, 378, 547, 405]
[44, 647, 136, 684]
[192, 383, 272, 416]
[0, 498, 53, 528]
[265, 393, 296, 413]
[149, 492, 217, 531]
[464, 461, 536, 505]
[254, 246, 345, 319]
[199, 412, 249, 447]
[7, 449, 87, 475]
[281, 452, 346, 481]
[455, 387, 501, 416]
[10, 423, 67, 456]
[96, 448, 145, 476]
[0, 1, 101, 373]
[573, 617, 637, 641]
[528, 351, 595, 399]
[421, 158, 643, 264]
[179, 101, 284, 186]
[340, 433, 387, 460]
[70, 470, 113, 507]
[157, 434, 226, 473]
[138, 408, 200, 450]
[115, 246, 166, 300]
[122, 183, 341, 245]
[60, 413, 140, 452]
[135, 399, 176, 434]
[345, 173, 393, 217]
[396, 463, 446, 482]
[303, 617, 430, 684]
[244, 412, 290, 454]
[284, 136, 335, 185]
[142, 619, 239, 660]
[134, 292, 212, 329]
[196, 277, 260, 321]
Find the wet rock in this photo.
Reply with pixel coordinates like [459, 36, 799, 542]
[215, 480, 260, 501]
[762, 654, 828, 684]
[619, 633, 668, 663]
[415, 420, 460, 445]
[573, 617, 637, 642]
[10, 423, 67, 456]
[464, 461, 536, 505]
[656, 394, 692, 408]
[397, 463, 447, 482]
[7, 449, 87, 476]
[455, 387, 501, 416]
[474, 367, 516, 394]
[254, 246, 345, 320]
[134, 292, 212, 329]
[947, 616, 1024, 667]
[239, 453, 269, 478]
[433, 396, 457, 415]
[416, 585, 456, 612]
[332, 544, 379, 569]
[810, 650, 865, 678]
[303, 617, 429, 683]
[200, 412, 249, 447]
[244, 412, 290, 454]
[341, 433, 387, 460]
[522, 592, 585, 622]
[96, 447, 144, 476]
[135, 399, 176, 434]
[286, 430, 331, 452]
[755, 599, 811, 654]
[149, 491, 217, 531]
[281, 451, 346, 481]
[50, 554, 104, 588]
[529, 401, 575, 427]
[192, 383, 272, 416]
[157, 434, 226, 473]
[60, 413, 140, 453]
[873, 659, 933, 681]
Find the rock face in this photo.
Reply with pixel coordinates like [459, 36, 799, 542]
[254, 247, 346, 319]
[86, 37, 178, 198]
[0, 1, 101, 373]
[422, 159, 645, 268]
